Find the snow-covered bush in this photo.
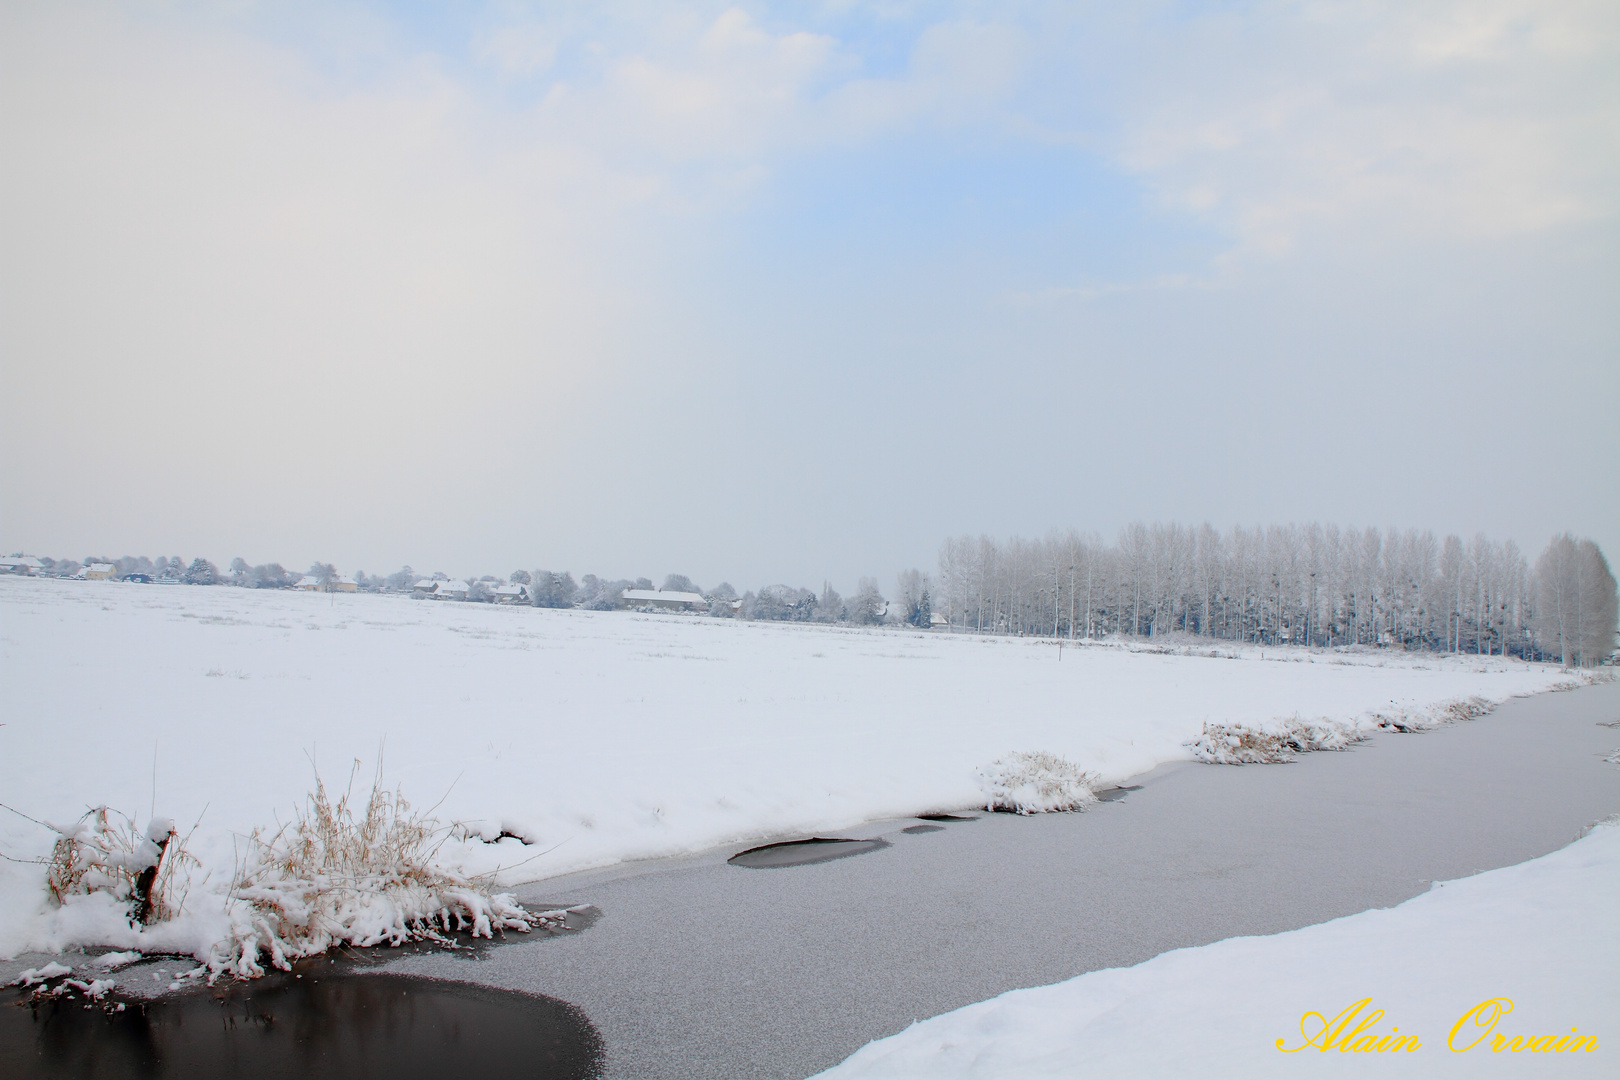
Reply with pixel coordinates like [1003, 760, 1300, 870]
[28, 772, 565, 984]
[1370, 695, 1494, 733]
[977, 751, 1099, 814]
[1186, 716, 1367, 764]
[211, 772, 555, 980]
[47, 808, 196, 923]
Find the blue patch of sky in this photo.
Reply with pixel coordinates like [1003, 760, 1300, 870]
[723, 131, 1229, 299]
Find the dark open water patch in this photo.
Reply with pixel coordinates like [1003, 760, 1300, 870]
[916, 813, 979, 822]
[4, 973, 602, 1080]
[1096, 785, 1142, 803]
[727, 837, 891, 868]
[901, 824, 945, 834]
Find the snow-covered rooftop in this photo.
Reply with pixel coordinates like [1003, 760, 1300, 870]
[622, 589, 706, 605]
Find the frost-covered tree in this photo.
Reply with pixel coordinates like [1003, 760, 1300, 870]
[530, 570, 579, 608]
[814, 582, 844, 623]
[249, 563, 292, 589]
[931, 521, 1579, 657]
[662, 574, 701, 595]
[1533, 535, 1619, 667]
[744, 584, 815, 621]
[849, 578, 887, 625]
[228, 558, 250, 585]
[509, 569, 531, 585]
[576, 574, 618, 610]
[706, 581, 739, 617]
[385, 566, 415, 591]
[896, 569, 932, 628]
[307, 563, 339, 589]
[184, 558, 218, 585]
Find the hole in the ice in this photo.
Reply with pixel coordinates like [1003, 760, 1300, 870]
[901, 824, 945, 834]
[727, 837, 891, 868]
[3, 973, 603, 1080]
[915, 813, 979, 822]
[1096, 785, 1142, 802]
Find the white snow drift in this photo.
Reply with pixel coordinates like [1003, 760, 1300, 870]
[0, 577, 1593, 964]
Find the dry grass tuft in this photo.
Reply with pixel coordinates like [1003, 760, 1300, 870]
[213, 765, 558, 980]
[977, 751, 1100, 814]
[1187, 716, 1366, 763]
[1371, 695, 1495, 733]
[47, 808, 198, 923]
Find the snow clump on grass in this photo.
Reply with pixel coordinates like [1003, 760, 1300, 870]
[1370, 695, 1494, 733]
[212, 769, 555, 980]
[977, 752, 1100, 814]
[47, 808, 197, 924]
[1187, 716, 1367, 764]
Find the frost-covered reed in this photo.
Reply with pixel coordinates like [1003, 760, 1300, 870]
[213, 767, 555, 979]
[977, 752, 1100, 814]
[47, 808, 197, 924]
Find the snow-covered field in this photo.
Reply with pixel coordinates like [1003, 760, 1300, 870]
[813, 818, 1620, 1079]
[0, 577, 1584, 960]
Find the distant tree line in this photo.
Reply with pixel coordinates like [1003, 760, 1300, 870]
[929, 524, 1617, 666]
[10, 553, 910, 626]
[11, 522, 1614, 664]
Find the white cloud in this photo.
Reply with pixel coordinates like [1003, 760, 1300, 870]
[476, 22, 559, 77]
[1108, 1, 1620, 252]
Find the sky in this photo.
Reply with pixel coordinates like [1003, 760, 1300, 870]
[2, 0, 1616, 590]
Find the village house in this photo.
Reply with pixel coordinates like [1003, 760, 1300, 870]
[0, 556, 44, 575]
[295, 574, 359, 593]
[79, 563, 118, 581]
[620, 588, 708, 612]
[411, 578, 471, 600]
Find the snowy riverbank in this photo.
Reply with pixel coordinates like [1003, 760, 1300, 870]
[812, 817, 1620, 1079]
[0, 577, 1591, 960]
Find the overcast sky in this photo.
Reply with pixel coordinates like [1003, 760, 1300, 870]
[2, 1, 1615, 590]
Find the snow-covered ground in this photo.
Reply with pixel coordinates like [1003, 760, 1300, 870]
[0, 577, 1585, 960]
[812, 817, 1620, 1079]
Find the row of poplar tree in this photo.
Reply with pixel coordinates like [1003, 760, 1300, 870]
[930, 524, 1617, 667]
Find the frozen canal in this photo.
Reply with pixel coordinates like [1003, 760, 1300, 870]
[394, 679, 1620, 1079]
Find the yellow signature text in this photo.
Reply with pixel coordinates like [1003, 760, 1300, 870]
[1279, 998, 1599, 1055]
[1276, 998, 1420, 1053]
[1448, 998, 1598, 1054]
